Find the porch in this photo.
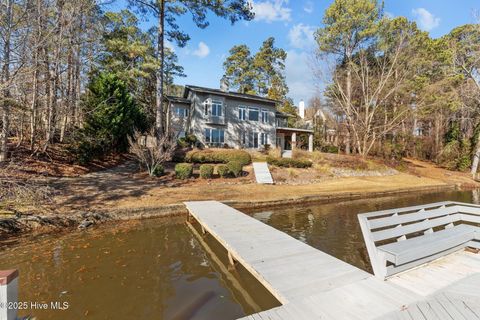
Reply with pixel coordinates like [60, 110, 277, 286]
[276, 127, 314, 155]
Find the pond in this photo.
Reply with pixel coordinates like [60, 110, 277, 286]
[1, 189, 478, 319]
[0, 218, 278, 319]
[248, 189, 480, 272]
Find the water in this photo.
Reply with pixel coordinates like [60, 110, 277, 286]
[249, 189, 479, 272]
[0, 218, 277, 319]
[0, 189, 478, 319]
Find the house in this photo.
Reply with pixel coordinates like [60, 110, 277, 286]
[165, 85, 314, 152]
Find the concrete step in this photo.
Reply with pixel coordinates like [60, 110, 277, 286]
[252, 162, 274, 184]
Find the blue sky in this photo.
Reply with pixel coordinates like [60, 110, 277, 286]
[108, 1, 480, 105]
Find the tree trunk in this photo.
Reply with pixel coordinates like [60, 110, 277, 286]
[0, 0, 13, 162]
[345, 67, 352, 154]
[155, 0, 166, 139]
[471, 134, 480, 176]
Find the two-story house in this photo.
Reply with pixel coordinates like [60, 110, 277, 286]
[166, 85, 314, 153]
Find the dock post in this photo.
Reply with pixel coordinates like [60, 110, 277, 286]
[0, 270, 18, 320]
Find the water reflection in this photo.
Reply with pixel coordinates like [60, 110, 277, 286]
[0, 218, 270, 320]
[250, 189, 479, 272]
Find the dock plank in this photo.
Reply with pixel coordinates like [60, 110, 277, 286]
[184, 201, 480, 320]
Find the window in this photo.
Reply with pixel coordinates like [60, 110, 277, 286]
[249, 131, 259, 148]
[204, 100, 209, 115]
[249, 107, 259, 121]
[205, 128, 211, 143]
[238, 107, 246, 120]
[211, 100, 222, 117]
[240, 130, 246, 145]
[175, 107, 189, 118]
[205, 128, 225, 145]
[260, 133, 268, 145]
[261, 110, 268, 123]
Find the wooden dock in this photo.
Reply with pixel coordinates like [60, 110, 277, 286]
[183, 201, 480, 319]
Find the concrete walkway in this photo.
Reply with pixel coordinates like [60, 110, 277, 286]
[252, 162, 274, 184]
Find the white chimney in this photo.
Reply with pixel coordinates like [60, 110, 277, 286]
[220, 76, 229, 92]
[299, 100, 305, 119]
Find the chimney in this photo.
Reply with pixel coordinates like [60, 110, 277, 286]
[299, 100, 305, 119]
[220, 76, 229, 92]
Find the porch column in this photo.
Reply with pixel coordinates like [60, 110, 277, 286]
[291, 132, 297, 150]
[0, 270, 18, 320]
[308, 134, 314, 152]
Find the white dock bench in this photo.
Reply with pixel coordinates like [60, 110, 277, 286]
[184, 201, 427, 319]
[358, 201, 480, 279]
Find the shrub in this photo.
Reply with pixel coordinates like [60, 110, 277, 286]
[178, 134, 197, 148]
[199, 164, 214, 179]
[321, 145, 339, 154]
[217, 164, 229, 178]
[266, 156, 312, 168]
[227, 161, 243, 177]
[175, 163, 193, 179]
[186, 149, 251, 166]
[152, 164, 164, 177]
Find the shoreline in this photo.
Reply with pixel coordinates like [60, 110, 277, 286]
[0, 183, 463, 246]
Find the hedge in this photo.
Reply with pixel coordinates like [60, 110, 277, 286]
[266, 156, 312, 168]
[217, 164, 229, 178]
[175, 163, 193, 179]
[227, 161, 243, 177]
[185, 149, 251, 166]
[199, 164, 214, 179]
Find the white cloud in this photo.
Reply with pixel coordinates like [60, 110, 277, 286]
[288, 24, 316, 49]
[192, 42, 210, 58]
[285, 50, 316, 104]
[384, 11, 395, 19]
[412, 8, 440, 31]
[249, 0, 291, 23]
[303, 1, 314, 14]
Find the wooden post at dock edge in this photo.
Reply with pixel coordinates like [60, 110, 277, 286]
[0, 270, 18, 320]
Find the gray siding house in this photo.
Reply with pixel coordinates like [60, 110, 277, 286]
[166, 85, 313, 152]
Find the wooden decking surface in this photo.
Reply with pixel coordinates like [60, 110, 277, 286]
[184, 201, 480, 320]
[252, 162, 274, 184]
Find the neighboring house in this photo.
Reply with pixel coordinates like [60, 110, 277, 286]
[165, 85, 314, 152]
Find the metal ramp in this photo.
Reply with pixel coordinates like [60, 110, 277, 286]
[253, 162, 274, 184]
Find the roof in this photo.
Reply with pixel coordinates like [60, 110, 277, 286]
[276, 111, 293, 118]
[184, 85, 280, 105]
[164, 95, 191, 104]
[276, 127, 314, 133]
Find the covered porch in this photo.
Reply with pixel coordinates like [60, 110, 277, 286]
[276, 127, 314, 156]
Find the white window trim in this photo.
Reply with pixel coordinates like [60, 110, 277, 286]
[238, 106, 246, 121]
[261, 109, 268, 123]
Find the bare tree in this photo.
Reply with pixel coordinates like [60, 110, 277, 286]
[129, 129, 177, 176]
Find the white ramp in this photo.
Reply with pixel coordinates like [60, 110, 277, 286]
[253, 162, 274, 184]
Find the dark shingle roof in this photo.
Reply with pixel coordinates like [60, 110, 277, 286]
[164, 95, 191, 104]
[184, 85, 280, 105]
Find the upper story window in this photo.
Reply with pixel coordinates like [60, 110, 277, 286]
[249, 107, 259, 121]
[203, 99, 223, 117]
[238, 106, 246, 121]
[211, 100, 222, 117]
[175, 107, 189, 118]
[261, 109, 268, 123]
